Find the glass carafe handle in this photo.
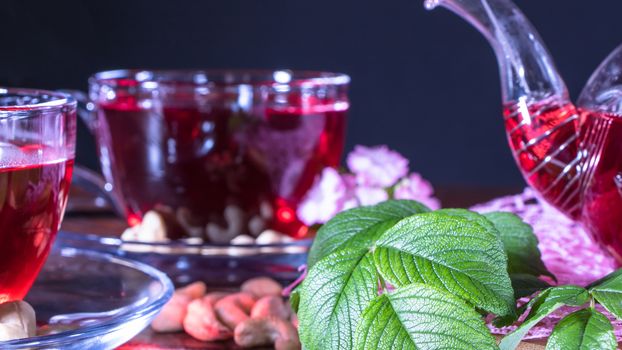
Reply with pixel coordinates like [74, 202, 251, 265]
[59, 89, 125, 217]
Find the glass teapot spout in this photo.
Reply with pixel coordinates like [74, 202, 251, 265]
[425, 0, 567, 103]
[427, 0, 583, 219]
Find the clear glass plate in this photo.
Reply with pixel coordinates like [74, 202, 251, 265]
[57, 231, 310, 288]
[1, 245, 173, 349]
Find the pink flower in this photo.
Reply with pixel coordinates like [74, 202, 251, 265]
[347, 145, 409, 187]
[355, 186, 389, 206]
[297, 146, 440, 225]
[297, 168, 354, 225]
[340, 174, 359, 210]
[394, 173, 441, 210]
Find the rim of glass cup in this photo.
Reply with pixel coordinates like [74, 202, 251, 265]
[0, 88, 76, 114]
[90, 69, 351, 91]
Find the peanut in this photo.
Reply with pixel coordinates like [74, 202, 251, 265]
[151, 292, 191, 333]
[231, 235, 255, 245]
[256, 230, 293, 244]
[206, 205, 245, 243]
[248, 216, 266, 236]
[241, 277, 283, 298]
[214, 292, 256, 330]
[203, 292, 228, 305]
[234, 317, 300, 350]
[177, 281, 207, 300]
[176, 207, 205, 238]
[183, 294, 231, 341]
[0, 301, 36, 341]
[149, 207, 188, 240]
[152, 282, 210, 333]
[251, 296, 290, 320]
[229, 235, 257, 256]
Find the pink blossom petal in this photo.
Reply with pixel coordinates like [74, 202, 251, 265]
[393, 173, 441, 209]
[297, 168, 347, 225]
[347, 145, 409, 187]
[355, 186, 389, 206]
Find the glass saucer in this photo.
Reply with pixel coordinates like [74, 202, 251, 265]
[57, 231, 310, 288]
[1, 245, 173, 349]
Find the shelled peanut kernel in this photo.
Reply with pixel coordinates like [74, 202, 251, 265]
[151, 277, 300, 349]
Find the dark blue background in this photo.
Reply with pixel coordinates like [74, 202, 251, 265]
[1, 0, 620, 187]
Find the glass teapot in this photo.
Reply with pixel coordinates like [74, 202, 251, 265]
[426, 0, 622, 261]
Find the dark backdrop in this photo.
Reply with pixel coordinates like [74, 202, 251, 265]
[1, 0, 620, 187]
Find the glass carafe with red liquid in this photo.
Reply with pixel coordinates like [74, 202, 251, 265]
[80, 70, 348, 241]
[426, 0, 622, 261]
[0, 89, 76, 302]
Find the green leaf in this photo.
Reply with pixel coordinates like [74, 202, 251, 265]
[288, 286, 300, 313]
[587, 268, 622, 289]
[546, 308, 616, 350]
[373, 211, 515, 316]
[297, 245, 381, 350]
[354, 283, 499, 350]
[484, 212, 554, 280]
[307, 200, 430, 267]
[589, 268, 622, 320]
[488, 274, 551, 328]
[499, 286, 589, 350]
[493, 273, 551, 328]
[511, 273, 551, 299]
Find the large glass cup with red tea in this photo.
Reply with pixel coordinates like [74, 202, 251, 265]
[85, 70, 348, 241]
[0, 89, 75, 302]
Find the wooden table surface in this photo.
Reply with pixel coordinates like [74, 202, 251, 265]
[61, 185, 548, 350]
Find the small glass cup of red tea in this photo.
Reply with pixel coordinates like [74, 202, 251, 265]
[84, 70, 349, 240]
[0, 89, 76, 302]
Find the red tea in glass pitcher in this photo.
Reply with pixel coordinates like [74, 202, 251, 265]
[87, 70, 349, 240]
[577, 110, 622, 259]
[0, 90, 76, 302]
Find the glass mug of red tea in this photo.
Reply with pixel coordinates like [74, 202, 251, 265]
[77, 70, 348, 241]
[0, 89, 75, 302]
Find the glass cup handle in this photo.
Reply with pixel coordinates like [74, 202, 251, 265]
[59, 89, 125, 218]
[59, 89, 97, 132]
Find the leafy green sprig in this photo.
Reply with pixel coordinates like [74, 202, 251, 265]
[294, 200, 622, 350]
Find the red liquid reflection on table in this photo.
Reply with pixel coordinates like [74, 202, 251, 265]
[0, 146, 73, 302]
[96, 87, 346, 238]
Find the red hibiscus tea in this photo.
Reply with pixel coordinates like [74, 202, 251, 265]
[90, 70, 349, 239]
[504, 98, 622, 260]
[0, 89, 76, 302]
[0, 157, 73, 302]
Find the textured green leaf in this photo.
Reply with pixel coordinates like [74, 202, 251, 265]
[354, 283, 498, 350]
[484, 212, 554, 279]
[373, 211, 515, 316]
[493, 274, 552, 328]
[438, 208, 500, 232]
[298, 245, 381, 350]
[307, 200, 430, 267]
[587, 268, 622, 289]
[499, 286, 589, 350]
[589, 268, 622, 320]
[511, 273, 551, 299]
[546, 308, 616, 350]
